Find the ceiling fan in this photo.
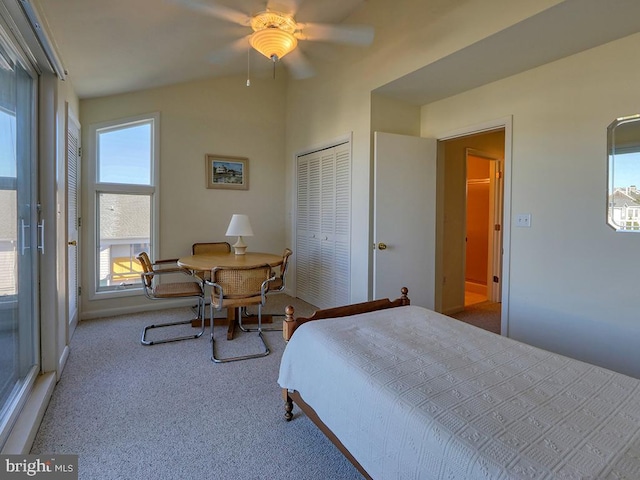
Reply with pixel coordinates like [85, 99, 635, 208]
[169, 0, 374, 79]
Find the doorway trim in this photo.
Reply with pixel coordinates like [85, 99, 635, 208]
[437, 116, 512, 336]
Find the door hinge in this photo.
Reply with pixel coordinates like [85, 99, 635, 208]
[496, 171, 502, 179]
[78, 286, 82, 296]
[78, 146, 82, 157]
[78, 217, 82, 227]
[494, 224, 501, 231]
[493, 276, 499, 283]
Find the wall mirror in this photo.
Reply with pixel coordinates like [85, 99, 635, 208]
[607, 114, 640, 232]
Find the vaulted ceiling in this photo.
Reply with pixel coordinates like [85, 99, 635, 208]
[33, 0, 640, 104]
[33, 0, 368, 98]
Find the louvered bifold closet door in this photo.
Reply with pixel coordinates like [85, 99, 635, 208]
[333, 143, 351, 306]
[318, 150, 335, 308]
[307, 155, 322, 305]
[296, 143, 351, 309]
[295, 157, 310, 302]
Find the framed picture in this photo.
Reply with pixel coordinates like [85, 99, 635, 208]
[205, 154, 249, 190]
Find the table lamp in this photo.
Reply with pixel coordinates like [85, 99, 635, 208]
[225, 214, 254, 255]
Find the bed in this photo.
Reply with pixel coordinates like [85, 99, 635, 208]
[277, 288, 640, 479]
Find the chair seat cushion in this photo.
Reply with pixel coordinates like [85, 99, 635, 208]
[153, 282, 202, 298]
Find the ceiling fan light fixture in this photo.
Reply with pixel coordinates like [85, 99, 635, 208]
[249, 28, 297, 61]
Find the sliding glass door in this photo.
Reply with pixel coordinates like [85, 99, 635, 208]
[0, 22, 39, 447]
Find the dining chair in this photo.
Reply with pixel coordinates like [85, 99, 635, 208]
[206, 263, 274, 363]
[191, 242, 231, 282]
[240, 248, 292, 332]
[137, 252, 205, 345]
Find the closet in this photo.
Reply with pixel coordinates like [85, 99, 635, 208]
[296, 142, 351, 309]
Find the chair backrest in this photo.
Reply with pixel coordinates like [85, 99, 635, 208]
[136, 252, 154, 288]
[272, 248, 293, 291]
[212, 264, 272, 300]
[192, 242, 231, 255]
[277, 248, 293, 285]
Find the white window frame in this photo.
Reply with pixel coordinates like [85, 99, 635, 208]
[87, 112, 160, 300]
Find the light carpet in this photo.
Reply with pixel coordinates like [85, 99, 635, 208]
[448, 301, 502, 334]
[30, 294, 363, 480]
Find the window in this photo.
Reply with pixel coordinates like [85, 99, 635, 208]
[89, 114, 159, 297]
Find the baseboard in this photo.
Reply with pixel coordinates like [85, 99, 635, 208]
[81, 291, 298, 321]
[57, 345, 70, 381]
[81, 298, 193, 320]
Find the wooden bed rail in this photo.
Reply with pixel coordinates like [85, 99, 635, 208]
[282, 287, 409, 341]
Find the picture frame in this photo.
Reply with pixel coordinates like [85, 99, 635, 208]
[205, 154, 249, 190]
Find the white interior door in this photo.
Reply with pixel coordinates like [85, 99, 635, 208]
[67, 110, 80, 335]
[373, 132, 437, 309]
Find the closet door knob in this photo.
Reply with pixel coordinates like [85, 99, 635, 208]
[377, 242, 387, 250]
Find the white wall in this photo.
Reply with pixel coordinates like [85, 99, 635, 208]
[283, 0, 565, 304]
[80, 75, 287, 318]
[283, 0, 640, 377]
[420, 33, 640, 377]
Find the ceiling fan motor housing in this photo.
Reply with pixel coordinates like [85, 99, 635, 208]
[249, 11, 298, 61]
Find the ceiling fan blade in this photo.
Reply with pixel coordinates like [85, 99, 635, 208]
[296, 23, 374, 46]
[266, 0, 304, 15]
[167, 0, 250, 26]
[282, 48, 315, 79]
[208, 35, 250, 64]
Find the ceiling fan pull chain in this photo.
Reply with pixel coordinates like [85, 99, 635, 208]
[246, 43, 251, 87]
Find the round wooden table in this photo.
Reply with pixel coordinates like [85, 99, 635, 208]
[177, 252, 283, 339]
[177, 251, 283, 271]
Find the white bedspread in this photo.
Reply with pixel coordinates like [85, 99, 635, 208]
[278, 305, 640, 479]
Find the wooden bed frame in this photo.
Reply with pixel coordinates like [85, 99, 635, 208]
[280, 287, 410, 479]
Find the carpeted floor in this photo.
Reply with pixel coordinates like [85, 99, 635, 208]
[30, 294, 364, 480]
[30, 295, 502, 479]
[448, 301, 502, 334]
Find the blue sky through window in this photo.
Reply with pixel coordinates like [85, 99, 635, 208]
[98, 122, 151, 185]
[0, 110, 16, 178]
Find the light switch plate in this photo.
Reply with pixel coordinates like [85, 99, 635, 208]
[516, 213, 531, 227]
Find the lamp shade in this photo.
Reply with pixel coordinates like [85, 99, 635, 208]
[249, 28, 297, 61]
[226, 214, 254, 237]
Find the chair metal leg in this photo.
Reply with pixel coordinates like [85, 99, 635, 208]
[141, 297, 205, 346]
[239, 301, 283, 332]
[210, 304, 270, 363]
[238, 314, 282, 332]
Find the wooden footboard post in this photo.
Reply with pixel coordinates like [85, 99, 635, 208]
[283, 305, 296, 341]
[400, 286, 409, 305]
[283, 388, 293, 421]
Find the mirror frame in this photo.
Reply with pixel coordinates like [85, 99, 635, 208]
[607, 114, 640, 232]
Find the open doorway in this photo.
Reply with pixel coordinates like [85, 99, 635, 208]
[465, 148, 502, 307]
[437, 128, 505, 333]
[438, 127, 507, 335]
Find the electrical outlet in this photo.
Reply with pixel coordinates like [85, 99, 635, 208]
[515, 213, 531, 227]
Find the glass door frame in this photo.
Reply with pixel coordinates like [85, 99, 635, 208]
[0, 8, 40, 450]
